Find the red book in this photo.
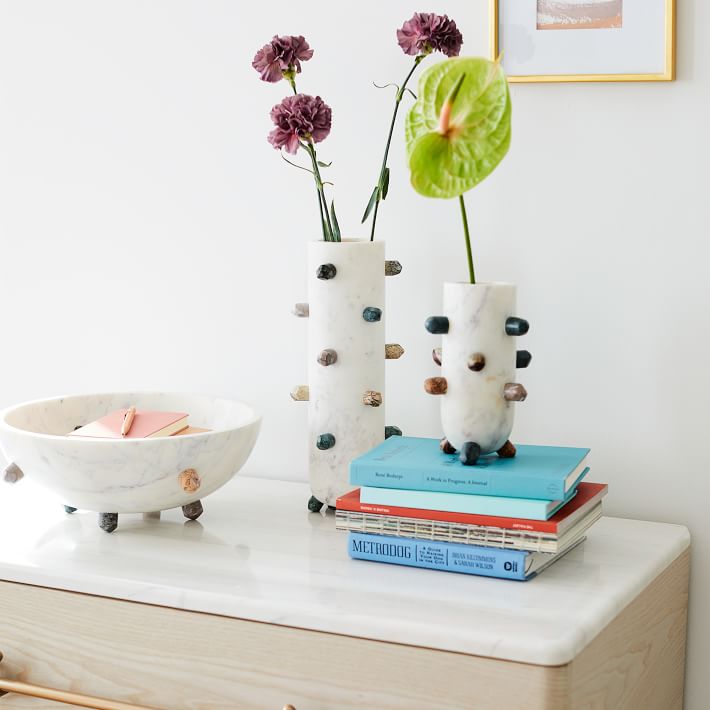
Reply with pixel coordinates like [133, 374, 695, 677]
[336, 482, 608, 535]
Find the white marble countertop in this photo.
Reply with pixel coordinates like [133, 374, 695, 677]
[0, 475, 689, 666]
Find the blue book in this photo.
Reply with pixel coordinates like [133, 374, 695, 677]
[348, 532, 584, 581]
[350, 436, 590, 500]
[358, 478, 586, 520]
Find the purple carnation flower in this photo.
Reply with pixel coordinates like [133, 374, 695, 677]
[397, 13, 463, 58]
[252, 35, 314, 83]
[268, 94, 332, 154]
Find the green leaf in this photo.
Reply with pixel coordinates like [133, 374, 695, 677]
[381, 167, 390, 200]
[317, 161, 332, 168]
[330, 199, 341, 241]
[361, 185, 379, 223]
[405, 57, 511, 199]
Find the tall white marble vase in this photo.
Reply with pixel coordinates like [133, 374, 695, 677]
[424, 282, 531, 465]
[292, 239, 404, 511]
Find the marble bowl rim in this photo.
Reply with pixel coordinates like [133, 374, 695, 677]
[0, 391, 262, 443]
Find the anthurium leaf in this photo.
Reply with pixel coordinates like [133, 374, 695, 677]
[405, 57, 511, 199]
[330, 199, 341, 241]
[381, 167, 390, 200]
[361, 185, 379, 223]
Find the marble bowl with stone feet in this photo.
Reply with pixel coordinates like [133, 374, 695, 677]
[0, 392, 261, 532]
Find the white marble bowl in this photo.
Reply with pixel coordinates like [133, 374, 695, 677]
[0, 393, 261, 518]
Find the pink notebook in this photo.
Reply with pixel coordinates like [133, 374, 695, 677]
[68, 409, 189, 439]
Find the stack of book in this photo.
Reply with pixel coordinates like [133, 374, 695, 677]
[337, 437, 607, 581]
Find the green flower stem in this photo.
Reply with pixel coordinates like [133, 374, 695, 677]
[369, 54, 425, 242]
[459, 194, 475, 284]
[313, 170, 329, 241]
[289, 78, 335, 242]
[304, 141, 336, 241]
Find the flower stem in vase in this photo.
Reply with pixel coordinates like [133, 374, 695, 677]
[303, 141, 337, 242]
[459, 194, 475, 284]
[367, 55, 424, 242]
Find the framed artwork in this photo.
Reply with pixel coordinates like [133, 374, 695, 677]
[490, 0, 676, 82]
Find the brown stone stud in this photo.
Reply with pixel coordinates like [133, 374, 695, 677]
[363, 390, 383, 407]
[497, 440, 517, 458]
[385, 343, 405, 359]
[317, 348, 338, 366]
[292, 302, 309, 318]
[384, 260, 402, 276]
[440, 438, 457, 454]
[424, 377, 448, 395]
[432, 347, 442, 366]
[503, 383, 528, 402]
[179, 468, 202, 493]
[290, 385, 310, 401]
[467, 353, 486, 372]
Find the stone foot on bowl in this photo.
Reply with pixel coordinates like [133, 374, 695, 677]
[64, 505, 77, 514]
[182, 500, 203, 521]
[460, 442, 482, 466]
[98, 513, 119, 533]
[497, 440, 517, 458]
[308, 495, 324, 513]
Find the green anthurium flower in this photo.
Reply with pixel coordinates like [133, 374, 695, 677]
[406, 57, 511, 199]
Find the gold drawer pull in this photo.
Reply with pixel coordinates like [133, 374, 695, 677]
[0, 677, 160, 709]
[0, 650, 159, 710]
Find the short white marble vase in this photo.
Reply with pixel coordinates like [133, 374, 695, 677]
[292, 239, 403, 510]
[424, 282, 531, 466]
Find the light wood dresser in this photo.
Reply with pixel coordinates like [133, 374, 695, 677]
[0, 476, 689, 709]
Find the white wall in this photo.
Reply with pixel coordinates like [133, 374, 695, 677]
[0, 1, 707, 705]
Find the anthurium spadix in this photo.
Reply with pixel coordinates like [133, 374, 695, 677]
[405, 57, 511, 200]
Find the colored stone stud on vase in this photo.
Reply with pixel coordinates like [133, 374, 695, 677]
[424, 282, 531, 466]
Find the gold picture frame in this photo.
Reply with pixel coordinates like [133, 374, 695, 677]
[490, 0, 676, 82]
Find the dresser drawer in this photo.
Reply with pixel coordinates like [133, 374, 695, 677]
[0, 544, 689, 710]
[0, 581, 566, 709]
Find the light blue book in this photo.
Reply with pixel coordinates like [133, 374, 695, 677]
[359, 469, 588, 520]
[350, 436, 590, 500]
[348, 532, 585, 581]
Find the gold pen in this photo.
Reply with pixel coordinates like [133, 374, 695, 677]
[121, 406, 136, 437]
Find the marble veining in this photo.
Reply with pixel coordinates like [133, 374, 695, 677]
[0, 475, 689, 666]
[307, 241, 386, 507]
[440, 282, 517, 452]
[0, 393, 261, 513]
